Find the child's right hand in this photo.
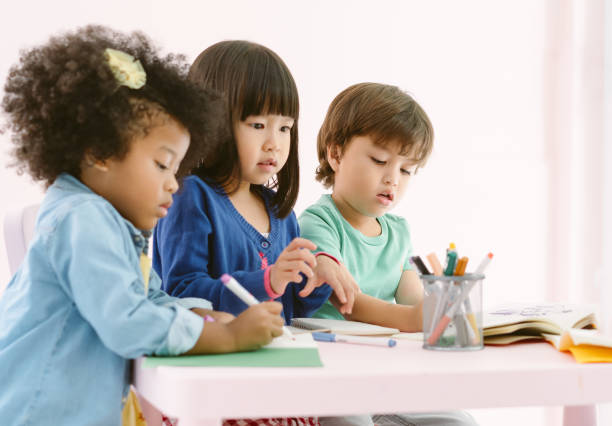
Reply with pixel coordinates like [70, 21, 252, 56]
[269, 238, 317, 295]
[300, 255, 359, 315]
[186, 301, 284, 354]
[226, 301, 285, 351]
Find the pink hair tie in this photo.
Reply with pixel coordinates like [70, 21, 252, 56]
[315, 252, 340, 265]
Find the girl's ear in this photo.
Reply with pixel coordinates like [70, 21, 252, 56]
[83, 152, 109, 172]
[93, 160, 109, 172]
[326, 144, 342, 172]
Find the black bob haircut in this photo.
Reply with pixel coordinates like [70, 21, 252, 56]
[188, 40, 299, 219]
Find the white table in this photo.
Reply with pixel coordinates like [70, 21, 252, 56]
[134, 339, 612, 426]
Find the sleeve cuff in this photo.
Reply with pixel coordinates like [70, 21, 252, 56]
[315, 251, 340, 264]
[175, 297, 213, 310]
[263, 266, 282, 299]
[156, 306, 204, 356]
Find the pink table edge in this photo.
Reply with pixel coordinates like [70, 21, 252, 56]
[134, 340, 610, 426]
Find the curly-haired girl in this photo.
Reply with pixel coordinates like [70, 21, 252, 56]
[0, 26, 285, 426]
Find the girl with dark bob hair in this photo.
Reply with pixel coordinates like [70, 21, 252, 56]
[0, 26, 285, 426]
[152, 38, 358, 352]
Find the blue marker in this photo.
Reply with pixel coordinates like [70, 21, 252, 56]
[312, 332, 397, 348]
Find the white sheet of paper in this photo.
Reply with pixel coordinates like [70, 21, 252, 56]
[264, 332, 317, 349]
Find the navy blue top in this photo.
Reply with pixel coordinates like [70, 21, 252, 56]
[153, 175, 332, 323]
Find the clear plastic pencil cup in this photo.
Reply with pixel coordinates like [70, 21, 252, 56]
[421, 274, 484, 351]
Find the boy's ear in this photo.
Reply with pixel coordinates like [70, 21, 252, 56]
[326, 144, 342, 172]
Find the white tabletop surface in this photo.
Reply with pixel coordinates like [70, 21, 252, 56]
[134, 339, 612, 421]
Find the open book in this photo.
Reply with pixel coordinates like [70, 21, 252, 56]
[483, 303, 597, 345]
[543, 329, 612, 363]
[290, 317, 399, 336]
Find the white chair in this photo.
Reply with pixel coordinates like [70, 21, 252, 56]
[3, 204, 40, 276]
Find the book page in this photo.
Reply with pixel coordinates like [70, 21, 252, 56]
[483, 303, 596, 336]
[485, 334, 545, 345]
[264, 332, 318, 348]
[543, 329, 612, 351]
[483, 322, 566, 337]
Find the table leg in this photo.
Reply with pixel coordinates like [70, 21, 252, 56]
[134, 387, 162, 426]
[563, 405, 596, 426]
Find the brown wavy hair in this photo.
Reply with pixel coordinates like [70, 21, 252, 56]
[316, 82, 434, 188]
[188, 40, 299, 218]
[1, 25, 227, 186]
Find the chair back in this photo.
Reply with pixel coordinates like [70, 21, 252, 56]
[4, 204, 40, 276]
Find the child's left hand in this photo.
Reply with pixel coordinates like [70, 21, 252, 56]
[191, 308, 235, 324]
[300, 255, 360, 315]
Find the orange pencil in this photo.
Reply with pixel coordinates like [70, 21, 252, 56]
[454, 256, 469, 276]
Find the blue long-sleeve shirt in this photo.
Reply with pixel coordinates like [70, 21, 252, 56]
[0, 174, 210, 426]
[153, 175, 332, 323]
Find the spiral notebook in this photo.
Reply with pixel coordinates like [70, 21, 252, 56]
[290, 318, 399, 336]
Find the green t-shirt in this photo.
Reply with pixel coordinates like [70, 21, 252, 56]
[298, 194, 413, 320]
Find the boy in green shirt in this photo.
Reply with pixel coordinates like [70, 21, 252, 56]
[299, 82, 477, 426]
[299, 82, 430, 332]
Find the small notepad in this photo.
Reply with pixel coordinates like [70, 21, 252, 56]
[290, 318, 399, 336]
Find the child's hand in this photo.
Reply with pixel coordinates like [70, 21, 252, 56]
[226, 301, 284, 351]
[300, 255, 360, 315]
[191, 308, 235, 324]
[269, 238, 317, 295]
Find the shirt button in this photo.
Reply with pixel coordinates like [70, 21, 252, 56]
[261, 241, 269, 249]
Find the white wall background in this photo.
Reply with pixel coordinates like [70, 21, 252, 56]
[0, 1, 610, 425]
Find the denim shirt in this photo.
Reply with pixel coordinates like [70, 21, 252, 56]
[0, 174, 210, 426]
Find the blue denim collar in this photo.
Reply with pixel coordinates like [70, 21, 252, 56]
[54, 173, 150, 253]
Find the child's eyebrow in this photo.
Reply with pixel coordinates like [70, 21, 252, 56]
[159, 146, 177, 157]
[401, 157, 419, 164]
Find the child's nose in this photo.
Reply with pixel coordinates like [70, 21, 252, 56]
[166, 175, 179, 193]
[263, 131, 280, 151]
[384, 169, 399, 186]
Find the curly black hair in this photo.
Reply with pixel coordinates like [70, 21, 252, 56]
[1, 25, 227, 186]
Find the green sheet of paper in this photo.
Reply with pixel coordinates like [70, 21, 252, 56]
[143, 347, 322, 367]
[142, 334, 323, 367]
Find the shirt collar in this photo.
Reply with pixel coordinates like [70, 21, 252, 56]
[54, 173, 151, 254]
